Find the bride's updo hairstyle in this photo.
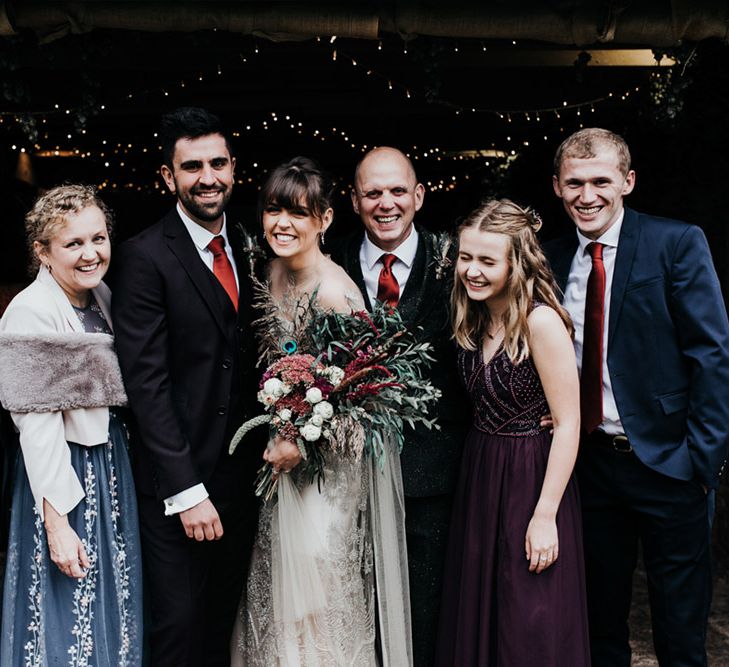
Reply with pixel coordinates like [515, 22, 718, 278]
[258, 156, 336, 223]
[451, 198, 572, 364]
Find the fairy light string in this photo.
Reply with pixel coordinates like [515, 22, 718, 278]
[1, 34, 652, 193]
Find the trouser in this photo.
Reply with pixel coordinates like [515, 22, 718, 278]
[577, 438, 711, 667]
[137, 488, 258, 667]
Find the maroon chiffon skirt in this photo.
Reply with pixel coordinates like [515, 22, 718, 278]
[435, 428, 590, 666]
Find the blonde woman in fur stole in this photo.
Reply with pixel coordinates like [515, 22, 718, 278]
[0, 185, 142, 666]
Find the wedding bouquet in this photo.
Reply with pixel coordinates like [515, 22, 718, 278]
[229, 302, 441, 501]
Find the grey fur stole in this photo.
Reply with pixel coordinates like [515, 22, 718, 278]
[0, 332, 128, 412]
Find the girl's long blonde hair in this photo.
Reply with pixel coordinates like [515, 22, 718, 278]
[451, 198, 573, 364]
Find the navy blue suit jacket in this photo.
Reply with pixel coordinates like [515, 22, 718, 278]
[545, 207, 729, 488]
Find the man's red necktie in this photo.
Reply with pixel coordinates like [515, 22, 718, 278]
[377, 253, 400, 308]
[208, 235, 238, 311]
[581, 242, 605, 433]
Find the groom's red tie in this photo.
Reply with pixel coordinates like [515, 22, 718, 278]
[208, 235, 238, 311]
[377, 253, 400, 308]
[582, 242, 605, 434]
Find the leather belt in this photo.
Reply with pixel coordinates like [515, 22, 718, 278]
[585, 430, 633, 453]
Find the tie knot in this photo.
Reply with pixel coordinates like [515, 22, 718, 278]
[586, 242, 604, 262]
[208, 235, 226, 256]
[380, 253, 397, 270]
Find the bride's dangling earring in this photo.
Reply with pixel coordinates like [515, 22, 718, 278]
[320, 230, 326, 247]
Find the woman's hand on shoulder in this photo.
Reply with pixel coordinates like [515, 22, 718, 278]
[43, 499, 90, 579]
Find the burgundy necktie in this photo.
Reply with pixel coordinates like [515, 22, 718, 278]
[208, 236, 238, 311]
[377, 253, 400, 308]
[581, 242, 606, 433]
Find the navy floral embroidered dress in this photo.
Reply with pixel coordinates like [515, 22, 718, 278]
[436, 337, 590, 666]
[1, 298, 142, 667]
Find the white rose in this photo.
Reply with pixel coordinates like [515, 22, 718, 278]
[310, 414, 323, 427]
[281, 383, 293, 395]
[300, 423, 322, 441]
[327, 366, 345, 386]
[263, 378, 284, 397]
[313, 401, 334, 419]
[278, 408, 292, 422]
[305, 387, 323, 404]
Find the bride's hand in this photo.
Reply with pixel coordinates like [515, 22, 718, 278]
[264, 435, 303, 477]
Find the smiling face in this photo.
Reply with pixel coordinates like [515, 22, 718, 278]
[262, 199, 332, 264]
[456, 227, 511, 308]
[553, 143, 635, 240]
[36, 205, 111, 307]
[161, 133, 235, 233]
[351, 148, 424, 252]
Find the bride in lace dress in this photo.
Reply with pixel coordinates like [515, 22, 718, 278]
[232, 157, 412, 666]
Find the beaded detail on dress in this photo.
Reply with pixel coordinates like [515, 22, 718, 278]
[459, 346, 549, 437]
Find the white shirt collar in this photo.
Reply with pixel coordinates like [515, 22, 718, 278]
[361, 225, 419, 270]
[575, 208, 624, 254]
[176, 203, 229, 251]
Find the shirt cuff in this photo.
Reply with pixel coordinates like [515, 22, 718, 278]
[163, 483, 208, 516]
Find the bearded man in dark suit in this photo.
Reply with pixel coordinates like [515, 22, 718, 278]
[330, 146, 467, 667]
[545, 127, 729, 667]
[112, 107, 262, 667]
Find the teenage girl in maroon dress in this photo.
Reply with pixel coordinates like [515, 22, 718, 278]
[436, 199, 590, 666]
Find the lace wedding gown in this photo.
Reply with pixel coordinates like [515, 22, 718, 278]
[231, 292, 412, 667]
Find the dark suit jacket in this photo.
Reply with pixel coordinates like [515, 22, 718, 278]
[330, 226, 468, 497]
[545, 207, 729, 488]
[111, 209, 261, 501]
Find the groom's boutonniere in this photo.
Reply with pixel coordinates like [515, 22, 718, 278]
[428, 231, 455, 281]
[237, 223, 267, 276]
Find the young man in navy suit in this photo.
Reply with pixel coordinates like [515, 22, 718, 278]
[546, 127, 729, 667]
[112, 108, 261, 666]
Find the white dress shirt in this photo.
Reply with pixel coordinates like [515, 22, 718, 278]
[177, 203, 240, 291]
[359, 226, 419, 305]
[163, 206, 241, 516]
[562, 210, 624, 435]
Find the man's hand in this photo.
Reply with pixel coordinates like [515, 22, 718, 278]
[179, 498, 223, 541]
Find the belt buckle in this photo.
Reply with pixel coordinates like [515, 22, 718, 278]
[612, 435, 632, 453]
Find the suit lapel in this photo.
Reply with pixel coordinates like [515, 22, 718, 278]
[608, 207, 639, 344]
[550, 234, 579, 294]
[342, 232, 373, 311]
[397, 232, 428, 325]
[227, 221, 254, 323]
[163, 211, 233, 341]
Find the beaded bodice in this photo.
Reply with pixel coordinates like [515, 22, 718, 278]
[459, 345, 549, 437]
